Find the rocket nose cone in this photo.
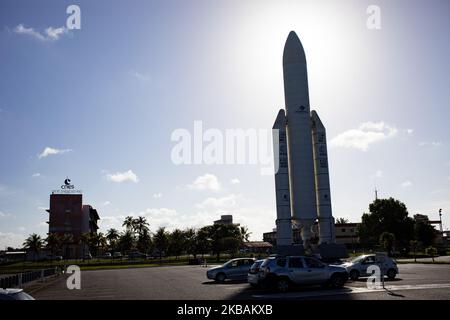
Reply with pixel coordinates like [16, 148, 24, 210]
[273, 109, 286, 129]
[283, 31, 306, 65]
[311, 110, 325, 130]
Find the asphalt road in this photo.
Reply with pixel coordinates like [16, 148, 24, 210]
[32, 263, 450, 300]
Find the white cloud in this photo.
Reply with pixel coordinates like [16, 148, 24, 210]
[0, 211, 13, 218]
[152, 193, 163, 199]
[330, 121, 398, 151]
[14, 24, 68, 41]
[418, 141, 442, 147]
[0, 232, 26, 249]
[102, 201, 111, 206]
[230, 178, 240, 185]
[131, 71, 150, 81]
[405, 129, 414, 135]
[195, 194, 239, 210]
[188, 174, 220, 191]
[401, 180, 412, 187]
[18, 227, 26, 232]
[38, 147, 73, 159]
[32, 173, 42, 178]
[106, 170, 139, 183]
[370, 170, 383, 179]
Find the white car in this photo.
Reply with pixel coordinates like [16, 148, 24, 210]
[247, 259, 265, 287]
[342, 254, 399, 280]
[0, 288, 35, 300]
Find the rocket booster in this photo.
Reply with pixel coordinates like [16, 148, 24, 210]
[311, 110, 335, 244]
[273, 109, 293, 246]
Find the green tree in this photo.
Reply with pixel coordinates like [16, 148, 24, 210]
[90, 232, 106, 257]
[183, 228, 198, 258]
[379, 232, 395, 255]
[122, 216, 135, 232]
[196, 227, 211, 258]
[136, 229, 152, 253]
[61, 233, 74, 259]
[425, 246, 438, 262]
[358, 198, 414, 249]
[336, 217, 349, 224]
[118, 230, 135, 253]
[153, 227, 169, 260]
[106, 228, 120, 251]
[409, 240, 419, 262]
[45, 233, 62, 257]
[133, 216, 150, 236]
[80, 233, 91, 260]
[414, 220, 436, 246]
[204, 224, 244, 261]
[239, 226, 251, 242]
[23, 233, 44, 261]
[168, 229, 186, 259]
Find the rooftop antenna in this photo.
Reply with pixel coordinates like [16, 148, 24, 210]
[374, 185, 378, 200]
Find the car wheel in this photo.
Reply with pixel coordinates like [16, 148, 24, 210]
[387, 269, 397, 280]
[276, 278, 290, 292]
[349, 270, 359, 281]
[330, 274, 345, 288]
[215, 273, 226, 283]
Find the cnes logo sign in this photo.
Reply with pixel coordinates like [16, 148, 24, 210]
[61, 178, 75, 190]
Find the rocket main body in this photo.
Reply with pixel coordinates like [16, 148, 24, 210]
[283, 32, 317, 245]
[274, 31, 335, 248]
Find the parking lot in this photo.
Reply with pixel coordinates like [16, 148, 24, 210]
[31, 263, 450, 300]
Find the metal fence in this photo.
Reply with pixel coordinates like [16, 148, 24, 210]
[0, 267, 61, 289]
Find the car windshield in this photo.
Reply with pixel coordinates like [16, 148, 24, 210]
[350, 256, 365, 263]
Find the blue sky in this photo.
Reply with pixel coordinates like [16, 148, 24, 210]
[1, 0, 449, 248]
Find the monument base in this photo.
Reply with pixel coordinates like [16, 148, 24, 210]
[275, 244, 305, 256]
[313, 243, 348, 262]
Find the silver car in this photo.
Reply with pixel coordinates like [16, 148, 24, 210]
[342, 254, 399, 280]
[259, 255, 348, 292]
[206, 258, 256, 282]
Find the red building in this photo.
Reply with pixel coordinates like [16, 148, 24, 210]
[45, 192, 100, 258]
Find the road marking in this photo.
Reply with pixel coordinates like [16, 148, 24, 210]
[252, 283, 450, 299]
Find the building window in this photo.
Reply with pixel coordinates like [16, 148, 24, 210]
[341, 229, 346, 232]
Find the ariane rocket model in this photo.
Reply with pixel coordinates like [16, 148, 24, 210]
[273, 31, 335, 249]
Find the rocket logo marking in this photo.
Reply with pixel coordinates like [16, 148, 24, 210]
[296, 105, 306, 113]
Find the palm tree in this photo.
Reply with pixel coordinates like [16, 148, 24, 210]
[94, 232, 107, 256]
[153, 227, 168, 260]
[61, 233, 74, 259]
[122, 216, 135, 232]
[239, 226, 251, 242]
[134, 216, 150, 236]
[106, 228, 120, 251]
[336, 217, 349, 224]
[23, 234, 44, 261]
[119, 230, 135, 253]
[45, 233, 62, 258]
[80, 233, 91, 260]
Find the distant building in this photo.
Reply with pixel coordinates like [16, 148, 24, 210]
[214, 215, 235, 226]
[242, 241, 273, 254]
[413, 213, 446, 245]
[334, 223, 359, 247]
[44, 181, 100, 258]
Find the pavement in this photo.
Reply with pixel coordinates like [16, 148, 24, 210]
[31, 263, 450, 300]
